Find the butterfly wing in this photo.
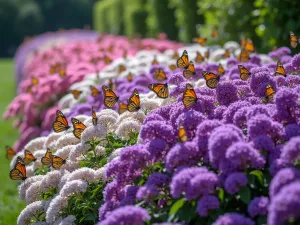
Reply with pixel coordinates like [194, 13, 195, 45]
[265, 84, 275, 103]
[148, 83, 169, 99]
[10, 161, 26, 180]
[90, 85, 100, 97]
[169, 64, 177, 71]
[104, 55, 112, 64]
[119, 64, 126, 73]
[53, 110, 70, 133]
[217, 64, 225, 76]
[71, 90, 82, 100]
[238, 65, 251, 81]
[194, 37, 207, 46]
[183, 61, 196, 79]
[172, 52, 179, 59]
[6, 146, 16, 160]
[118, 102, 127, 114]
[51, 155, 66, 169]
[102, 85, 119, 108]
[223, 49, 230, 58]
[202, 71, 220, 89]
[238, 50, 250, 62]
[178, 124, 187, 142]
[182, 84, 197, 108]
[127, 89, 141, 112]
[176, 50, 189, 69]
[31, 77, 38, 85]
[41, 149, 53, 167]
[154, 69, 167, 81]
[23, 150, 36, 165]
[205, 50, 210, 59]
[92, 107, 98, 125]
[275, 61, 287, 77]
[71, 118, 87, 139]
[195, 51, 204, 64]
[152, 57, 159, 65]
[127, 73, 133, 82]
[290, 31, 298, 48]
[244, 40, 255, 53]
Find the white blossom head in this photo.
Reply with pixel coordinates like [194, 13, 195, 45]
[80, 124, 107, 144]
[17, 200, 46, 225]
[46, 195, 68, 223]
[69, 143, 90, 161]
[115, 118, 141, 139]
[60, 180, 87, 197]
[19, 175, 44, 200]
[25, 181, 41, 204]
[55, 145, 76, 159]
[95, 145, 106, 156]
[44, 132, 63, 149]
[55, 133, 80, 149]
[24, 137, 47, 153]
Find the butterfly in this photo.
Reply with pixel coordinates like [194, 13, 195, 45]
[6, 146, 16, 160]
[90, 85, 101, 97]
[103, 55, 112, 64]
[71, 90, 82, 100]
[290, 31, 300, 48]
[127, 89, 141, 112]
[23, 150, 37, 165]
[195, 51, 204, 64]
[154, 69, 167, 81]
[178, 124, 187, 142]
[123, 50, 128, 59]
[183, 61, 196, 79]
[148, 83, 169, 99]
[238, 65, 251, 81]
[274, 61, 287, 77]
[152, 56, 159, 65]
[59, 68, 66, 78]
[264, 84, 275, 103]
[49, 63, 61, 74]
[242, 39, 255, 53]
[127, 72, 133, 82]
[172, 52, 179, 59]
[108, 44, 114, 53]
[71, 118, 87, 139]
[31, 77, 38, 85]
[118, 64, 126, 73]
[102, 85, 119, 108]
[217, 63, 225, 76]
[41, 148, 53, 167]
[169, 64, 177, 71]
[193, 37, 207, 46]
[118, 102, 127, 114]
[92, 107, 98, 125]
[52, 110, 71, 133]
[52, 155, 66, 169]
[202, 71, 220, 89]
[223, 49, 231, 58]
[212, 29, 218, 40]
[205, 49, 210, 59]
[10, 159, 26, 180]
[182, 83, 198, 108]
[238, 49, 250, 62]
[177, 50, 189, 69]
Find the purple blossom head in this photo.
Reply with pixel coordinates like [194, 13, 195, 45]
[197, 195, 220, 216]
[280, 137, 300, 166]
[251, 135, 275, 152]
[195, 87, 216, 97]
[146, 138, 168, 161]
[120, 185, 139, 206]
[196, 95, 215, 117]
[248, 196, 269, 218]
[249, 67, 274, 95]
[285, 123, 300, 141]
[223, 100, 251, 124]
[246, 104, 272, 120]
[286, 75, 300, 87]
[98, 206, 150, 225]
[216, 81, 239, 106]
[280, 55, 292, 64]
[168, 72, 186, 85]
[273, 76, 287, 87]
[153, 223, 185, 225]
[249, 54, 261, 65]
[142, 113, 164, 124]
[268, 182, 300, 225]
[224, 172, 247, 194]
[213, 213, 254, 225]
[227, 58, 238, 67]
[136, 184, 159, 201]
[291, 53, 300, 72]
[213, 106, 227, 120]
[170, 167, 209, 198]
[225, 142, 266, 171]
[233, 106, 248, 129]
[269, 167, 300, 197]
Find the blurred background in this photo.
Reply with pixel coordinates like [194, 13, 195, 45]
[1, 0, 300, 57]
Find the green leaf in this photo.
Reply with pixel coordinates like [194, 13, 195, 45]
[238, 186, 251, 204]
[217, 188, 225, 203]
[169, 198, 185, 215]
[250, 170, 264, 185]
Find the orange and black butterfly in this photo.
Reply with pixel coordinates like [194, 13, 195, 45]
[169, 64, 177, 71]
[274, 61, 287, 77]
[177, 50, 189, 69]
[238, 49, 250, 62]
[238, 65, 251, 81]
[108, 44, 114, 53]
[205, 49, 210, 59]
[154, 69, 167, 81]
[90, 85, 100, 97]
[23, 150, 37, 165]
[172, 52, 179, 59]
[127, 72, 133, 82]
[264, 84, 275, 103]
[123, 50, 128, 59]
[71, 118, 86, 139]
[102, 85, 119, 108]
[118, 64, 126, 73]
[195, 51, 204, 64]
[182, 83, 198, 108]
[217, 63, 225, 76]
[193, 37, 207, 46]
[49, 63, 60, 74]
[242, 39, 255, 53]
[127, 89, 140, 112]
[152, 56, 159, 65]
[31, 77, 38, 86]
[202, 71, 220, 89]
[108, 79, 117, 90]
[212, 29, 218, 40]
[92, 107, 98, 125]
[52, 110, 70, 133]
[148, 83, 169, 99]
[52, 155, 66, 169]
[118, 102, 127, 114]
[6, 146, 16, 160]
[10, 159, 26, 180]
[290, 31, 300, 48]
[223, 49, 231, 58]
[183, 61, 196, 79]
[178, 124, 187, 142]
[58, 68, 67, 78]
[103, 55, 112, 64]
[71, 90, 82, 100]
[41, 148, 53, 167]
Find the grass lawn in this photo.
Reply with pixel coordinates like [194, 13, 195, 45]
[0, 59, 25, 224]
